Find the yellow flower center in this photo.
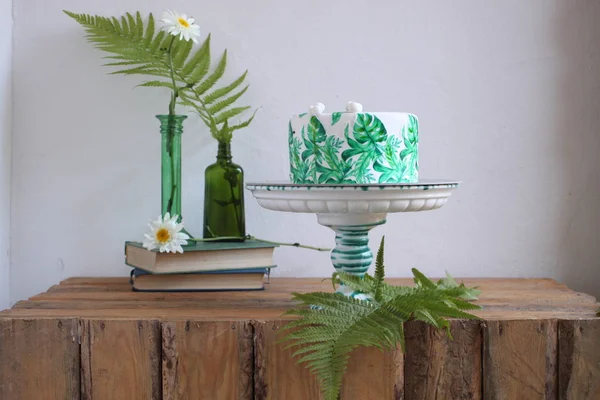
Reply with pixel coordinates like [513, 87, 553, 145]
[178, 18, 190, 28]
[155, 228, 171, 243]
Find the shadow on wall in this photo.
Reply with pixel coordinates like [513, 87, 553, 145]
[0, 68, 9, 310]
[555, 1, 600, 299]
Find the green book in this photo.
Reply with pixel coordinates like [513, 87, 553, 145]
[130, 267, 271, 292]
[124, 239, 278, 274]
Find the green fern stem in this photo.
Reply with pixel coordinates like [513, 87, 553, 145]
[217, 142, 243, 234]
[226, 169, 243, 234]
[163, 38, 183, 219]
[166, 37, 179, 116]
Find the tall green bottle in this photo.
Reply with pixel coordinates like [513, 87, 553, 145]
[203, 142, 245, 239]
[157, 114, 186, 220]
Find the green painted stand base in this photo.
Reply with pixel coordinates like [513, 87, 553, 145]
[325, 219, 385, 299]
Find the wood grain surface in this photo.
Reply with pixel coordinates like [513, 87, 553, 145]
[162, 320, 253, 400]
[0, 277, 598, 400]
[404, 319, 482, 399]
[558, 319, 600, 399]
[0, 318, 79, 400]
[484, 320, 557, 400]
[81, 319, 161, 400]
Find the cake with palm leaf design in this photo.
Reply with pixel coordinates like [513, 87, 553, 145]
[288, 102, 418, 184]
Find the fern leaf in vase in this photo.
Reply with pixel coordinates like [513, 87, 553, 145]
[279, 236, 482, 400]
[64, 9, 254, 122]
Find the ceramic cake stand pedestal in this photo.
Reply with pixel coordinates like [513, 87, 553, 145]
[246, 180, 459, 297]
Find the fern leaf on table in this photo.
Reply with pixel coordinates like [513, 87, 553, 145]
[279, 237, 482, 400]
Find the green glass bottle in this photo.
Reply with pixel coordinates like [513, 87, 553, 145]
[157, 114, 187, 220]
[203, 142, 246, 239]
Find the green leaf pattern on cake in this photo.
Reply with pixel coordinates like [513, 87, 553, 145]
[301, 116, 327, 183]
[317, 134, 355, 183]
[289, 122, 314, 183]
[289, 113, 418, 184]
[373, 135, 403, 182]
[341, 114, 388, 183]
[399, 114, 419, 181]
[331, 112, 343, 126]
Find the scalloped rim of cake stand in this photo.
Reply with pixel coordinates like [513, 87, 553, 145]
[245, 180, 460, 226]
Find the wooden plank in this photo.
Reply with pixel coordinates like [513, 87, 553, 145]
[0, 318, 79, 399]
[33, 277, 585, 302]
[16, 297, 597, 312]
[558, 319, 600, 399]
[56, 277, 573, 290]
[340, 345, 403, 400]
[9, 299, 599, 324]
[2, 306, 598, 321]
[26, 287, 596, 302]
[2, 276, 597, 321]
[47, 284, 132, 293]
[59, 276, 130, 286]
[254, 320, 403, 400]
[404, 320, 482, 399]
[162, 320, 253, 400]
[81, 319, 161, 400]
[254, 320, 323, 400]
[1, 307, 298, 320]
[484, 320, 557, 399]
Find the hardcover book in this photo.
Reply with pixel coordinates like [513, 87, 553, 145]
[124, 239, 278, 274]
[130, 267, 270, 292]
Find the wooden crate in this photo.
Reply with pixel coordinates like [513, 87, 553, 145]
[0, 277, 599, 399]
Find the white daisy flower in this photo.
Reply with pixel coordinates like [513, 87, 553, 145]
[143, 212, 190, 253]
[160, 10, 201, 43]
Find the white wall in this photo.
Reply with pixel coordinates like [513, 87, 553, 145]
[0, 0, 12, 310]
[10, 0, 600, 303]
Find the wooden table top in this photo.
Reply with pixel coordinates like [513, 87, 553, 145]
[1, 277, 598, 321]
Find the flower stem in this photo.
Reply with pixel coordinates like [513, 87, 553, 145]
[224, 164, 243, 235]
[167, 37, 178, 116]
[165, 37, 179, 218]
[189, 235, 331, 252]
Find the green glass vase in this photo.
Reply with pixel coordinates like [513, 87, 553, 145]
[157, 114, 187, 220]
[203, 142, 246, 239]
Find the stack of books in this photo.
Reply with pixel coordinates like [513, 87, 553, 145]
[124, 239, 278, 292]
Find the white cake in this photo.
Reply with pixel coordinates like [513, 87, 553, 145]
[288, 102, 419, 184]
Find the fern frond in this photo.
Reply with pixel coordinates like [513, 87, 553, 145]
[229, 109, 258, 133]
[204, 71, 248, 104]
[136, 80, 174, 89]
[187, 41, 212, 83]
[281, 294, 405, 399]
[412, 268, 437, 289]
[279, 238, 482, 400]
[181, 34, 211, 79]
[333, 272, 374, 295]
[143, 12, 154, 46]
[171, 38, 194, 70]
[373, 236, 385, 300]
[64, 10, 172, 80]
[134, 12, 144, 39]
[193, 49, 227, 96]
[207, 86, 249, 114]
[214, 106, 250, 124]
[65, 8, 258, 126]
[149, 30, 167, 54]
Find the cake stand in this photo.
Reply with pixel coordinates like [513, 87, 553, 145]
[246, 180, 459, 297]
